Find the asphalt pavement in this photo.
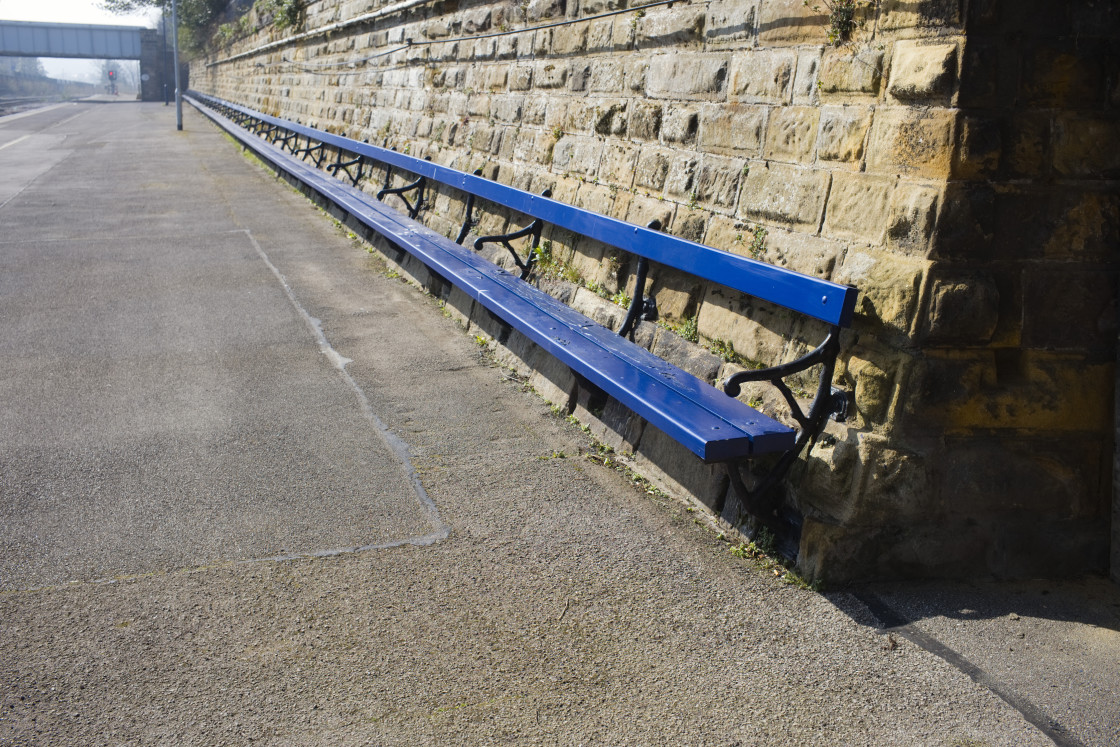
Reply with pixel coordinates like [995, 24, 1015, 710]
[0, 100, 1116, 746]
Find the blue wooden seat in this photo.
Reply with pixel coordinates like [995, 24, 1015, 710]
[186, 91, 859, 526]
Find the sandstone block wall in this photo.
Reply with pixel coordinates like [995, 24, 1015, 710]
[191, 0, 1119, 582]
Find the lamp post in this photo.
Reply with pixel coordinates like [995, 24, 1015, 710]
[171, 0, 182, 130]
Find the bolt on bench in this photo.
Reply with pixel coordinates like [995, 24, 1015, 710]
[186, 91, 859, 553]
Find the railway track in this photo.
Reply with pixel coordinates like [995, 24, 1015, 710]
[0, 95, 62, 117]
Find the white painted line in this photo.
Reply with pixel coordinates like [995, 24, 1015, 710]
[0, 102, 70, 124]
[242, 228, 450, 548]
[0, 134, 30, 151]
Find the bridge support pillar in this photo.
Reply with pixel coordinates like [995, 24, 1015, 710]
[139, 29, 186, 103]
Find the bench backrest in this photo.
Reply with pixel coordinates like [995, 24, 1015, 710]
[198, 93, 859, 328]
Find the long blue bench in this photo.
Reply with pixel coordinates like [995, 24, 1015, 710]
[185, 91, 859, 539]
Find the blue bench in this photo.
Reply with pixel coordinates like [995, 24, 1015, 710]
[186, 91, 859, 538]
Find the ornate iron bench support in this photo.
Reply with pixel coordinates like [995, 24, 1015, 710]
[291, 138, 326, 167]
[376, 158, 428, 220]
[455, 169, 485, 244]
[275, 130, 300, 153]
[472, 189, 552, 281]
[618, 220, 663, 338]
[327, 150, 365, 187]
[722, 327, 849, 518]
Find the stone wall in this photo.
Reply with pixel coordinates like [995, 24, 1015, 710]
[191, 0, 1119, 582]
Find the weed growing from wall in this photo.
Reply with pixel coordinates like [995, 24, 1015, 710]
[803, 0, 873, 45]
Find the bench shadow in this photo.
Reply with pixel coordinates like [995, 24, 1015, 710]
[831, 575, 1120, 634]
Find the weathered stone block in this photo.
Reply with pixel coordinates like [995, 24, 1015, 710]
[823, 173, 894, 245]
[764, 106, 820, 164]
[1021, 45, 1108, 109]
[467, 94, 491, 118]
[705, 0, 759, 46]
[671, 208, 708, 243]
[579, 0, 627, 14]
[491, 95, 524, 124]
[796, 433, 862, 524]
[635, 147, 673, 191]
[889, 41, 958, 101]
[935, 439, 1108, 529]
[707, 217, 841, 279]
[906, 350, 1115, 435]
[587, 19, 614, 51]
[878, 0, 962, 31]
[585, 396, 645, 456]
[612, 15, 636, 51]
[622, 193, 675, 231]
[528, 347, 577, 411]
[816, 105, 872, 165]
[1022, 269, 1117, 352]
[1040, 190, 1120, 261]
[697, 287, 794, 368]
[693, 155, 744, 209]
[738, 162, 830, 230]
[729, 50, 795, 104]
[589, 61, 625, 92]
[552, 24, 588, 55]
[951, 115, 1001, 179]
[599, 143, 638, 188]
[647, 266, 704, 320]
[792, 49, 822, 105]
[651, 328, 722, 383]
[534, 62, 568, 89]
[552, 135, 603, 177]
[865, 107, 955, 179]
[849, 435, 932, 524]
[758, 0, 828, 45]
[496, 33, 519, 60]
[665, 155, 699, 201]
[886, 182, 941, 255]
[628, 101, 662, 140]
[470, 38, 497, 61]
[509, 66, 533, 91]
[662, 107, 699, 144]
[571, 287, 626, 331]
[646, 54, 729, 99]
[923, 275, 999, 344]
[1053, 117, 1120, 178]
[819, 49, 883, 96]
[591, 100, 628, 136]
[638, 7, 706, 46]
[698, 104, 766, 157]
[526, 0, 565, 22]
[846, 354, 900, 426]
[486, 65, 512, 91]
[462, 7, 492, 33]
[834, 249, 925, 336]
[513, 129, 553, 167]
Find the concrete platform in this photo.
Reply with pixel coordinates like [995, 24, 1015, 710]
[0, 100, 1116, 745]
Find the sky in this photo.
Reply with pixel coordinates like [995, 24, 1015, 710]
[0, 0, 157, 81]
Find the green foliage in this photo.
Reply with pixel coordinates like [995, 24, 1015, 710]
[707, 337, 738, 363]
[678, 316, 699, 343]
[734, 223, 768, 260]
[256, 0, 302, 30]
[730, 529, 822, 591]
[657, 315, 699, 344]
[610, 289, 631, 308]
[803, 0, 873, 46]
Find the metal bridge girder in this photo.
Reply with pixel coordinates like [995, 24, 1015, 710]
[0, 20, 143, 60]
